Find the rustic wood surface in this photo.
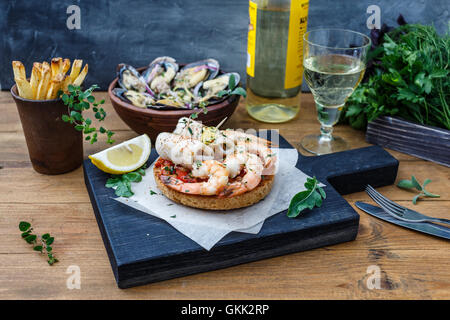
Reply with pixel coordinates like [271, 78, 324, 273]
[0, 92, 449, 299]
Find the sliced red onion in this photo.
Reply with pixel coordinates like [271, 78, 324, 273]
[193, 81, 203, 97]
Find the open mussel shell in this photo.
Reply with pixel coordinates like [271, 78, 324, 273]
[141, 56, 179, 86]
[197, 72, 241, 101]
[174, 58, 220, 88]
[117, 63, 156, 98]
[114, 88, 186, 110]
[183, 58, 220, 80]
[113, 88, 155, 109]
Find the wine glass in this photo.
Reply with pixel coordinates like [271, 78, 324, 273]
[300, 29, 371, 155]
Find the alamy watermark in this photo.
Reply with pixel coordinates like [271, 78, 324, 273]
[366, 5, 381, 30]
[66, 265, 81, 289]
[66, 5, 81, 30]
[366, 265, 381, 290]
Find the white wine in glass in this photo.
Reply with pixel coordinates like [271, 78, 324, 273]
[300, 29, 371, 155]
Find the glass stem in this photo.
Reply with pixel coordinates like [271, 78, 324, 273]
[320, 125, 333, 141]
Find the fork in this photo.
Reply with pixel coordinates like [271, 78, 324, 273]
[365, 185, 450, 226]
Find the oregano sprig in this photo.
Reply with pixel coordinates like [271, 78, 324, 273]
[19, 221, 58, 265]
[397, 175, 440, 204]
[287, 177, 326, 218]
[60, 84, 115, 144]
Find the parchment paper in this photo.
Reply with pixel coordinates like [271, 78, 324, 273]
[114, 148, 324, 250]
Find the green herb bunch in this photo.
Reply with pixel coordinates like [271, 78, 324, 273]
[105, 164, 147, 197]
[342, 24, 449, 130]
[19, 221, 58, 265]
[287, 177, 326, 218]
[60, 84, 115, 144]
[397, 175, 440, 204]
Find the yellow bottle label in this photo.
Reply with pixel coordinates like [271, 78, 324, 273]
[246, 0, 258, 77]
[284, 0, 309, 89]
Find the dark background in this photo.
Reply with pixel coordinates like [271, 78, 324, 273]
[1, 0, 448, 90]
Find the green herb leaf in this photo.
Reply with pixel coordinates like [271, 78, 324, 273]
[25, 234, 37, 244]
[411, 176, 422, 191]
[19, 221, 31, 232]
[412, 194, 421, 205]
[231, 87, 247, 97]
[397, 179, 416, 189]
[217, 90, 228, 97]
[228, 74, 236, 90]
[287, 177, 326, 218]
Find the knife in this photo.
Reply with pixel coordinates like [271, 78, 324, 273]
[355, 202, 450, 240]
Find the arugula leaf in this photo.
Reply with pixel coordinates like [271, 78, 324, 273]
[105, 164, 147, 197]
[287, 177, 326, 218]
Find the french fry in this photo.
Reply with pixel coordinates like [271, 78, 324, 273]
[73, 64, 88, 87]
[51, 57, 62, 77]
[36, 64, 51, 100]
[46, 74, 64, 100]
[12, 57, 87, 100]
[69, 59, 83, 82]
[62, 75, 72, 93]
[29, 63, 42, 99]
[12, 61, 26, 80]
[15, 78, 34, 99]
[61, 58, 71, 75]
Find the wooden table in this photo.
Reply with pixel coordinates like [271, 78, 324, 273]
[1, 92, 449, 299]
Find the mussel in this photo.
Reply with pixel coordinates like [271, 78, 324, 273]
[202, 72, 240, 97]
[173, 59, 220, 89]
[142, 57, 179, 95]
[117, 64, 156, 97]
[113, 88, 155, 109]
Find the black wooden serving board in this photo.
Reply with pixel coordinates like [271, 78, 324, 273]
[84, 134, 398, 288]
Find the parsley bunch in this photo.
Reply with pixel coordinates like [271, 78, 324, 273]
[342, 23, 449, 130]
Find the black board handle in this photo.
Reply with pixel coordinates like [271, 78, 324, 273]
[297, 146, 399, 195]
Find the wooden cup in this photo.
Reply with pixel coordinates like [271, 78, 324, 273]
[11, 85, 83, 175]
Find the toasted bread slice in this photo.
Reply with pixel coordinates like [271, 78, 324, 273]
[153, 160, 274, 210]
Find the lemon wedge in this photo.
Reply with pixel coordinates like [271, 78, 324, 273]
[88, 134, 151, 174]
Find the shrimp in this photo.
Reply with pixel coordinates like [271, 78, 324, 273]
[162, 160, 229, 195]
[221, 129, 273, 147]
[220, 154, 264, 198]
[221, 129, 276, 171]
[173, 117, 203, 139]
[155, 132, 214, 169]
